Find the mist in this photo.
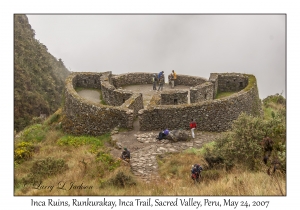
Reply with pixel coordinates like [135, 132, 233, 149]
[27, 14, 286, 99]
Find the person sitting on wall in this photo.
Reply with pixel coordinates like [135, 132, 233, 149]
[120, 148, 130, 162]
[157, 128, 169, 140]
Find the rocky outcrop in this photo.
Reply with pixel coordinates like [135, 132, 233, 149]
[166, 129, 190, 142]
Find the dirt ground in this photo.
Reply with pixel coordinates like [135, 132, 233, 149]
[122, 83, 192, 106]
[77, 89, 101, 103]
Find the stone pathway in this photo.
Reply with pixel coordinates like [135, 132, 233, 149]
[122, 131, 222, 182]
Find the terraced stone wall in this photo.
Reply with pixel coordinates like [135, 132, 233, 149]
[175, 75, 208, 86]
[74, 72, 103, 89]
[190, 82, 214, 103]
[122, 93, 144, 118]
[62, 72, 135, 136]
[100, 75, 133, 106]
[139, 74, 261, 132]
[161, 90, 188, 105]
[209, 73, 219, 98]
[216, 73, 248, 92]
[111, 72, 154, 88]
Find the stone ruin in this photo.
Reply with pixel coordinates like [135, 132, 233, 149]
[62, 71, 262, 136]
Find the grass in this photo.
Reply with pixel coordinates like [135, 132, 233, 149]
[184, 141, 216, 155]
[15, 132, 286, 195]
[99, 91, 107, 105]
[243, 74, 256, 92]
[215, 91, 238, 99]
[215, 74, 256, 99]
[262, 95, 285, 120]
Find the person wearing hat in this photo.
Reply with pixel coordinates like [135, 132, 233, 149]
[121, 147, 130, 161]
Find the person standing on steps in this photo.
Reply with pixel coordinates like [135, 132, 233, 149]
[190, 119, 197, 138]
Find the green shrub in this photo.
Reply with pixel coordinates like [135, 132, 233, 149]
[208, 112, 286, 171]
[263, 94, 286, 107]
[96, 151, 120, 171]
[21, 124, 47, 142]
[107, 171, 136, 188]
[45, 112, 60, 125]
[14, 141, 36, 164]
[57, 133, 111, 154]
[22, 157, 68, 185]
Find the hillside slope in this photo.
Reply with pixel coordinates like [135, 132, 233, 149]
[14, 94, 286, 196]
[14, 15, 70, 131]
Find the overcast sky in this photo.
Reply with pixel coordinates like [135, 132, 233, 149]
[27, 14, 286, 99]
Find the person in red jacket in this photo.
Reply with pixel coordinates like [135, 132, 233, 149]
[190, 119, 197, 138]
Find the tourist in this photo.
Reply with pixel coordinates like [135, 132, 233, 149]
[157, 128, 169, 140]
[191, 164, 203, 183]
[158, 71, 164, 80]
[171, 70, 177, 88]
[120, 148, 130, 162]
[168, 73, 172, 86]
[190, 119, 197, 138]
[152, 74, 157, 90]
[157, 72, 165, 91]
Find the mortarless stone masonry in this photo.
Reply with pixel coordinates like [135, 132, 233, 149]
[161, 90, 188, 105]
[62, 72, 262, 135]
[190, 82, 214, 103]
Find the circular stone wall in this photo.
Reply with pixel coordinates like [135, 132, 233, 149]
[62, 72, 262, 135]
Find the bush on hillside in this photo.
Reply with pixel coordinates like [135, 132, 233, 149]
[262, 94, 286, 107]
[107, 171, 136, 188]
[14, 141, 36, 164]
[21, 124, 47, 143]
[207, 112, 286, 172]
[22, 157, 68, 185]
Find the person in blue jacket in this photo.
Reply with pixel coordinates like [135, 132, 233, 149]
[157, 128, 169, 140]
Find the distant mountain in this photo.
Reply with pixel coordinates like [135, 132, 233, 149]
[14, 15, 70, 132]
